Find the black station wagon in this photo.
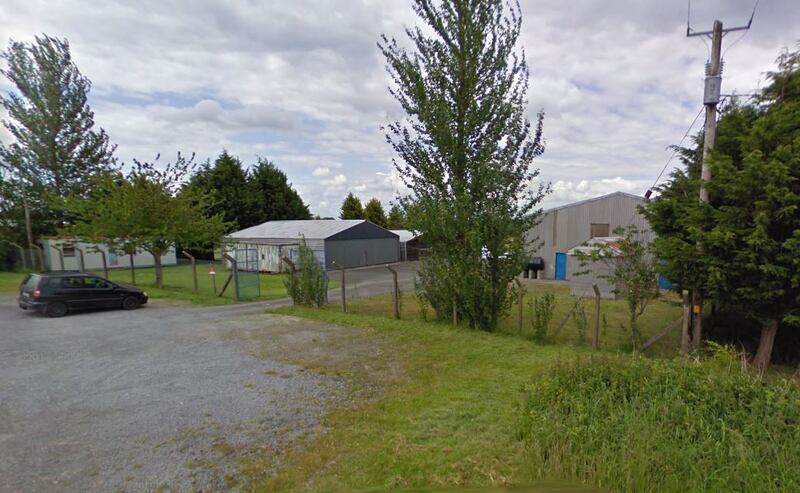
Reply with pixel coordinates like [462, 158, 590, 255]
[18, 272, 148, 317]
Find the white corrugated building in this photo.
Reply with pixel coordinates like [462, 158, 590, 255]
[225, 219, 399, 272]
[525, 191, 651, 281]
[40, 238, 177, 271]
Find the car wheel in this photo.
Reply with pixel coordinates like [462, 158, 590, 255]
[46, 302, 68, 318]
[122, 296, 141, 310]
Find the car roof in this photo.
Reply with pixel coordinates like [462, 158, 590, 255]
[42, 271, 95, 277]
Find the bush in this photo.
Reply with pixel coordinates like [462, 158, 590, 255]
[283, 239, 328, 307]
[529, 292, 555, 343]
[519, 355, 800, 492]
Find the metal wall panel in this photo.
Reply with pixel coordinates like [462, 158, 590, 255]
[324, 238, 399, 269]
[525, 193, 651, 280]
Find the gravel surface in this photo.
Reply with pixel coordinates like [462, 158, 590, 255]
[0, 298, 369, 492]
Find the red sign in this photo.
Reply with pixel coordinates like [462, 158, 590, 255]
[208, 265, 216, 275]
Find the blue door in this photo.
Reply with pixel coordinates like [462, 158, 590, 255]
[555, 252, 567, 280]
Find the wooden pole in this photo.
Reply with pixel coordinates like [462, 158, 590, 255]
[182, 251, 198, 292]
[10, 242, 27, 270]
[51, 246, 64, 271]
[333, 261, 346, 313]
[387, 265, 399, 319]
[518, 290, 524, 334]
[129, 253, 136, 285]
[592, 285, 601, 349]
[681, 290, 691, 355]
[31, 243, 44, 272]
[452, 303, 458, 326]
[222, 253, 239, 302]
[75, 247, 85, 272]
[99, 250, 109, 279]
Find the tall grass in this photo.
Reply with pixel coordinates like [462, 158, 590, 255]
[518, 353, 800, 492]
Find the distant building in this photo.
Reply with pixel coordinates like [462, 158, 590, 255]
[566, 236, 625, 300]
[225, 219, 399, 272]
[41, 238, 177, 272]
[525, 191, 650, 281]
[390, 229, 425, 261]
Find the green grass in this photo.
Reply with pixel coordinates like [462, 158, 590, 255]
[0, 262, 324, 305]
[258, 306, 587, 492]
[336, 280, 684, 356]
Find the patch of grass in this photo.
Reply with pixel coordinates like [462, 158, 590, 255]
[332, 280, 683, 356]
[519, 354, 800, 492]
[256, 306, 589, 492]
[0, 263, 338, 305]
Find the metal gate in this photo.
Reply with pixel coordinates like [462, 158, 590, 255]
[233, 245, 261, 300]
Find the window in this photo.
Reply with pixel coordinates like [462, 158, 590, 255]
[50, 277, 84, 289]
[61, 245, 76, 257]
[590, 223, 610, 238]
[86, 277, 112, 289]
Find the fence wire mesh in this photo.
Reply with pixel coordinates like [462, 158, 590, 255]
[233, 245, 261, 300]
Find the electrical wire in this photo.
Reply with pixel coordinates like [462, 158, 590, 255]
[722, 0, 759, 59]
[648, 105, 705, 192]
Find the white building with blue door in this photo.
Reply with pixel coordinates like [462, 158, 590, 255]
[524, 192, 651, 281]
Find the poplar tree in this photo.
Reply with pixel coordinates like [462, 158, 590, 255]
[380, 0, 546, 330]
[340, 192, 364, 219]
[363, 198, 388, 227]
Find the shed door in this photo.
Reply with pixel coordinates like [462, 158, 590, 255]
[555, 252, 567, 280]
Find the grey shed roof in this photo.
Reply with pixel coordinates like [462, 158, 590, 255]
[544, 191, 645, 213]
[228, 219, 371, 240]
[390, 229, 418, 243]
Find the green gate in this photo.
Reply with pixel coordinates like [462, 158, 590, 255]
[233, 245, 261, 301]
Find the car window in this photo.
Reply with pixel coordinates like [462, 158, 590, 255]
[85, 277, 112, 289]
[22, 274, 40, 291]
[59, 277, 85, 289]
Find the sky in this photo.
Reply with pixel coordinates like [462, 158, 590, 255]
[1, 0, 798, 217]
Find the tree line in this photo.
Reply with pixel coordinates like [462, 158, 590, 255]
[0, 35, 309, 285]
[338, 192, 406, 229]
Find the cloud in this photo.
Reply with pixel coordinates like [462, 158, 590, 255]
[0, 0, 798, 216]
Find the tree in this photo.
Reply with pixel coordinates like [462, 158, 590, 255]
[0, 35, 116, 238]
[66, 154, 230, 288]
[182, 151, 255, 231]
[283, 237, 329, 307]
[387, 203, 407, 229]
[363, 197, 388, 227]
[380, 0, 547, 330]
[340, 192, 363, 219]
[575, 225, 660, 349]
[249, 158, 310, 223]
[704, 46, 800, 370]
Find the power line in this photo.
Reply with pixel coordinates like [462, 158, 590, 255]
[645, 105, 705, 198]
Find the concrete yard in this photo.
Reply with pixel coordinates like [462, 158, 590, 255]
[0, 293, 398, 492]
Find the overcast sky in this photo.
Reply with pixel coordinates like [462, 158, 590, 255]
[1, 0, 798, 216]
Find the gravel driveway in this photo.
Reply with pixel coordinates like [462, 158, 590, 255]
[0, 297, 390, 492]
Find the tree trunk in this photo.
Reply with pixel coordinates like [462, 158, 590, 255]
[153, 253, 163, 289]
[753, 319, 779, 371]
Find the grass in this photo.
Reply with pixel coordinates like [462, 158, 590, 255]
[0, 262, 328, 305]
[257, 306, 588, 492]
[335, 280, 684, 356]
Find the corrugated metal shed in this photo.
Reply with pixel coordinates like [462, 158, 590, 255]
[225, 219, 400, 271]
[525, 191, 651, 280]
[390, 230, 417, 243]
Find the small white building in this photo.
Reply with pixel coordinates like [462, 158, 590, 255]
[41, 238, 177, 272]
[390, 229, 418, 261]
[567, 236, 624, 300]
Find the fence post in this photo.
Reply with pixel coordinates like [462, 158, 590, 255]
[386, 265, 399, 319]
[333, 261, 346, 313]
[592, 285, 601, 349]
[182, 250, 198, 292]
[98, 249, 109, 279]
[31, 243, 44, 271]
[223, 253, 239, 302]
[51, 246, 64, 271]
[10, 242, 27, 270]
[681, 290, 691, 355]
[516, 279, 525, 335]
[75, 247, 85, 272]
[452, 303, 458, 326]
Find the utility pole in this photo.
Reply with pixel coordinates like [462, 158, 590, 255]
[687, 10, 753, 349]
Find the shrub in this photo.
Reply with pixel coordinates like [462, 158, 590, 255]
[529, 292, 555, 343]
[519, 355, 800, 492]
[283, 238, 328, 307]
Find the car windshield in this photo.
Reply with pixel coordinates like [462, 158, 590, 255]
[21, 274, 40, 292]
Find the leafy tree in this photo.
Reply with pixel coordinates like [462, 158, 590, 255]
[66, 154, 230, 288]
[363, 197, 388, 227]
[0, 35, 115, 237]
[249, 158, 310, 223]
[575, 225, 660, 349]
[386, 203, 407, 229]
[380, 0, 547, 330]
[182, 151, 255, 231]
[704, 46, 800, 370]
[283, 237, 329, 307]
[340, 192, 363, 219]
